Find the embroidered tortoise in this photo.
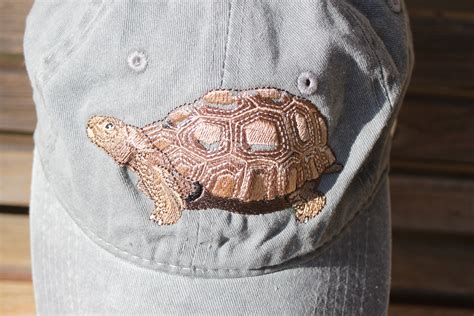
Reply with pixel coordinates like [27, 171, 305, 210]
[86, 88, 341, 225]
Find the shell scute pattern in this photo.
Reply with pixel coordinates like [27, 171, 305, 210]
[87, 88, 341, 225]
[142, 88, 335, 202]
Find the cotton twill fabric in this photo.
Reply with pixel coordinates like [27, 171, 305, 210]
[24, 0, 412, 276]
[30, 152, 391, 315]
[24, 0, 414, 314]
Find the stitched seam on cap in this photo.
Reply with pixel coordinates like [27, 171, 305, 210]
[219, 1, 233, 88]
[338, 1, 395, 109]
[38, 0, 109, 86]
[194, 0, 231, 265]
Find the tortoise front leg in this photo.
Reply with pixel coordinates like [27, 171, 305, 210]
[148, 180, 185, 225]
[134, 158, 185, 225]
[288, 183, 326, 223]
[150, 203, 182, 225]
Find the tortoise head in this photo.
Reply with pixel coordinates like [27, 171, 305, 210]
[87, 116, 138, 164]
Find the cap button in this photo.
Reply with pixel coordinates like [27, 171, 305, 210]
[297, 71, 318, 96]
[387, 0, 401, 13]
[127, 50, 148, 73]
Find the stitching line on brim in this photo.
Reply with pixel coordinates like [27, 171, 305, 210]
[249, 166, 389, 275]
[34, 146, 388, 276]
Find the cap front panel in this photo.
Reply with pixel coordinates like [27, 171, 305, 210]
[23, 0, 412, 277]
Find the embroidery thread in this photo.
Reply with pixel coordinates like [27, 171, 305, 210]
[86, 88, 342, 225]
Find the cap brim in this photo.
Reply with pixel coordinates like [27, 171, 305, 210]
[30, 153, 391, 315]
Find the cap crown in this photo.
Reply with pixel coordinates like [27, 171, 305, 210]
[24, 0, 413, 277]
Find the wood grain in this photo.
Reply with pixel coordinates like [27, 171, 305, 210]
[0, 214, 31, 281]
[391, 98, 474, 167]
[0, 134, 33, 207]
[389, 304, 474, 316]
[390, 174, 474, 235]
[0, 0, 33, 55]
[0, 69, 36, 133]
[392, 231, 474, 297]
[406, 2, 474, 99]
[0, 281, 35, 315]
[390, 159, 474, 178]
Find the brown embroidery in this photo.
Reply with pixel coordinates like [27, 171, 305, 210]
[87, 88, 342, 225]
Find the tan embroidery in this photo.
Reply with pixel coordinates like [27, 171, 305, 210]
[244, 119, 279, 149]
[203, 90, 234, 104]
[294, 112, 310, 142]
[87, 88, 342, 225]
[255, 88, 281, 99]
[193, 122, 222, 150]
[167, 108, 192, 126]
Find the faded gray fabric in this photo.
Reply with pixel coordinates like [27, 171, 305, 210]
[30, 152, 391, 315]
[24, 0, 413, 314]
[24, 0, 413, 275]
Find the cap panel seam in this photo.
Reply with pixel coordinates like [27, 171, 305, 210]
[219, 0, 233, 88]
[192, 0, 233, 268]
[176, 210, 190, 269]
[337, 0, 395, 109]
[37, 0, 110, 87]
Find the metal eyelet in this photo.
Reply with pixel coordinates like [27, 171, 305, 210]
[297, 71, 318, 96]
[387, 0, 401, 13]
[127, 51, 148, 73]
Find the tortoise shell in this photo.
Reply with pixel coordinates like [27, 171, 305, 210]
[142, 88, 336, 202]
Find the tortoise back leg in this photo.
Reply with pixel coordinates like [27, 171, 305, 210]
[288, 182, 326, 223]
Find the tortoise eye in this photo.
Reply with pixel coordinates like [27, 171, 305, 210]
[105, 123, 114, 130]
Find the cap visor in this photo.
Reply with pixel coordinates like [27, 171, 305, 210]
[30, 153, 391, 315]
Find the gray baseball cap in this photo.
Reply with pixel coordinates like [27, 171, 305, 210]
[24, 0, 413, 314]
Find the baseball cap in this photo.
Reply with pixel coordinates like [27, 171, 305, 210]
[24, 0, 413, 314]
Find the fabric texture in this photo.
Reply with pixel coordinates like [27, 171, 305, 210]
[30, 152, 391, 315]
[24, 0, 414, 314]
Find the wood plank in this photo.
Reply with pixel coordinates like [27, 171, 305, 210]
[0, 134, 33, 207]
[407, 0, 474, 12]
[390, 159, 474, 178]
[392, 231, 474, 297]
[389, 304, 474, 316]
[391, 174, 474, 235]
[0, 281, 35, 315]
[0, 69, 36, 133]
[0, 213, 31, 280]
[391, 98, 474, 168]
[0, 214, 33, 314]
[0, 0, 33, 55]
[406, 1, 474, 100]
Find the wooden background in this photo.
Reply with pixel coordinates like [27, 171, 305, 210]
[0, 0, 473, 314]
